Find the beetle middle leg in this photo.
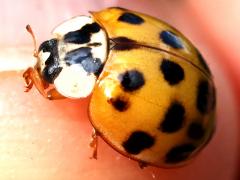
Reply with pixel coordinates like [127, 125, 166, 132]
[89, 128, 99, 159]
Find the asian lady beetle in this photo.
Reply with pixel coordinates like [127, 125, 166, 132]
[24, 7, 216, 168]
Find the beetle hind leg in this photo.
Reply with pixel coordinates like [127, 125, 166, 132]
[138, 161, 148, 169]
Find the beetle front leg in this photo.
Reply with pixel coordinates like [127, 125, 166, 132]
[23, 67, 66, 100]
[23, 67, 49, 98]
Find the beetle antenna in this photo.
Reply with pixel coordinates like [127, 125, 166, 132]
[26, 24, 38, 58]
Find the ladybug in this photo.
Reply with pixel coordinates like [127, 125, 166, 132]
[23, 7, 216, 168]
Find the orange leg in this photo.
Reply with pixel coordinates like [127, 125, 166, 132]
[138, 161, 148, 169]
[23, 67, 48, 97]
[89, 128, 98, 159]
[23, 67, 66, 100]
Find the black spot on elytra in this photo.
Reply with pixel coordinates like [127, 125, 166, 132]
[165, 144, 196, 164]
[64, 47, 103, 76]
[122, 131, 155, 155]
[39, 39, 62, 83]
[111, 37, 140, 50]
[64, 22, 101, 44]
[160, 31, 184, 49]
[187, 122, 205, 140]
[196, 80, 211, 114]
[118, 70, 145, 92]
[108, 96, 129, 112]
[159, 102, 185, 133]
[118, 12, 144, 25]
[160, 59, 184, 85]
[197, 50, 211, 75]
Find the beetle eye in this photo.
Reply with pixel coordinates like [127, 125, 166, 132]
[38, 39, 58, 52]
[38, 38, 59, 64]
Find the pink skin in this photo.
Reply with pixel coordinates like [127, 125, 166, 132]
[0, 0, 239, 179]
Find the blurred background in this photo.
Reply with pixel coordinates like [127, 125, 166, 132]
[0, 0, 239, 179]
